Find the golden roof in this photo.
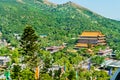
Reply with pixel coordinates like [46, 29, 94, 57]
[80, 31, 105, 37]
[75, 43, 88, 47]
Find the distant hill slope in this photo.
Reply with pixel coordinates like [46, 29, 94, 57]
[0, 0, 120, 49]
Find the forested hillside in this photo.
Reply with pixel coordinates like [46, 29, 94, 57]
[0, 0, 120, 49]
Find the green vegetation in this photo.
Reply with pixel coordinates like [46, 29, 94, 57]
[7, 26, 110, 80]
[115, 50, 120, 59]
[91, 56, 105, 65]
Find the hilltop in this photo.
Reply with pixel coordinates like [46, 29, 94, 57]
[0, 0, 120, 49]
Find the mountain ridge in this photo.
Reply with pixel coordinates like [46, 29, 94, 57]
[0, 0, 120, 49]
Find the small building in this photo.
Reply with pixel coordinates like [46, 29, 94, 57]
[75, 31, 106, 48]
[48, 65, 62, 72]
[40, 34, 47, 38]
[46, 45, 65, 53]
[0, 56, 10, 67]
[0, 39, 8, 47]
[46, 46, 60, 53]
[97, 47, 113, 56]
[101, 59, 120, 68]
[14, 33, 21, 40]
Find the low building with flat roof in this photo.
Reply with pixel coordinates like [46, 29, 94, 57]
[46, 45, 65, 53]
[97, 47, 113, 56]
[101, 59, 120, 68]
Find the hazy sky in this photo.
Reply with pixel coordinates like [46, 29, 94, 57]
[49, 0, 120, 20]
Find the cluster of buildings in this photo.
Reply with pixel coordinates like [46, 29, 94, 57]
[45, 31, 113, 56]
[75, 31, 113, 56]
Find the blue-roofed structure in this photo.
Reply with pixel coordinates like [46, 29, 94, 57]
[110, 68, 120, 80]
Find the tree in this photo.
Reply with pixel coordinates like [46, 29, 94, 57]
[11, 48, 19, 63]
[115, 50, 120, 60]
[20, 26, 38, 56]
[20, 69, 34, 80]
[92, 70, 110, 80]
[54, 68, 61, 80]
[20, 26, 40, 69]
[11, 65, 21, 79]
[67, 70, 76, 80]
[40, 73, 52, 80]
[0, 47, 10, 56]
[39, 50, 52, 73]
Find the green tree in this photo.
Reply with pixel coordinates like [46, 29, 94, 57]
[67, 70, 76, 80]
[54, 68, 61, 80]
[11, 65, 21, 79]
[20, 26, 38, 56]
[11, 48, 19, 63]
[0, 47, 10, 56]
[20, 26, 40, 69]
[92, 70, 110, 80]
[40, 73, 52, 80]
[115, 50, 120, 60]
[39, 50, 52, 73]
[20, 69, 34, 80]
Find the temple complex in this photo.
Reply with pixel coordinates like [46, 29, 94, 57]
[75, 31, 106, 48]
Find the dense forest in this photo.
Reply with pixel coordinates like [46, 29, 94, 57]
[0, 0, 120, 49]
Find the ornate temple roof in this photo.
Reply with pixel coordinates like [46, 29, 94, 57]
[80, 31, 105, 37]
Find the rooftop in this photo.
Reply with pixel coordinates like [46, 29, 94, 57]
[101, 59, 120, 68]
[0, 56, 10, 60]
[75, 43, 88, 47]
[80, 31, 105, 37]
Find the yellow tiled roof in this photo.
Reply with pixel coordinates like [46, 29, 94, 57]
[80, 31, 105, 37]
[75, 43, 88, 47]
